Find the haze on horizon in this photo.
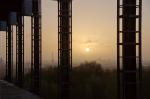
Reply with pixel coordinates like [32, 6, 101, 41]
[0, 0, 150, 67]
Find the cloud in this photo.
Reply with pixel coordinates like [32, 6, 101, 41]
[84, 39, 98, 45]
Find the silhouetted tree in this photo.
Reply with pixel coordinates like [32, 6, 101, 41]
[24, 62, 150, 99]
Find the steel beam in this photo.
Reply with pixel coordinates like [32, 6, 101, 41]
[16, 13, 24, 88]
[117, 0, 142, 99]
[31, 0, 42, 95]
[6, 23, 13, 82]
[58, 0, 72, 99]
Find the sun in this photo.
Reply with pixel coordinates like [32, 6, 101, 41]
[85, 47, 90, 52]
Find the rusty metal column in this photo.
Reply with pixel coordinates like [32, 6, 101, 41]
[31, 0, 42, 95]
[58, 0, 72, 99]
[117, 0, 142, 99]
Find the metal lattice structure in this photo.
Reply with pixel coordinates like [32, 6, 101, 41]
[58, 0, 72, 99]
[31, 0, 42, 94]
[16, 14, 24, 87]
[117, 0, 142, 99]
[6, 24, 13, 82]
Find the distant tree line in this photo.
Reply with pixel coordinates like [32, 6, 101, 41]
[24, 61, 150, 99]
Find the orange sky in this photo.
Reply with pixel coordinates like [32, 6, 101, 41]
[41, 0, 150, 66]
[0, 0, 150, 67]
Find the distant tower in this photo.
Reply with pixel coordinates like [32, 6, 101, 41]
[58, 0, 72, 99]
[31, 0, 42, 94]
[117, 0, 142, 99]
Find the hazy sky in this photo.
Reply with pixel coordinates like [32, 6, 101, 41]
[0, 0, 150, 67]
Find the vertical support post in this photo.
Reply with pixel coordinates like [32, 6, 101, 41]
[117, 0, 142, 99]
[6, 23, 13, 82]
[117, 0, 121, 99]
[138, 1, 142, 99]
[58, 0, 72, 99]
[16, 13, 24, 87]
[31, 0, 42, 94]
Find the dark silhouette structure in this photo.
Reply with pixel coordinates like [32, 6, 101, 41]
[1, 0, 25, 84]
[58, 0, 72, 99]
[5, 1, 17, 83]
[6, 23, 13, 82]
[16, 1, 25, 88]
[0, 0, 41, 94]
[117, 0, 142, 99]
[31, 0, 42, 94]
[0, 1, 18, 82]
[16, 14, 24, 87]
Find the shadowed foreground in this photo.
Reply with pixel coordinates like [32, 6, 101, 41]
[0, 80, 41, 99]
